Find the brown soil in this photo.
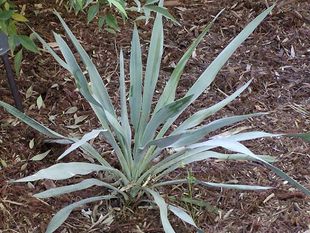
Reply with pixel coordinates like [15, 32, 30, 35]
[0, 0, 309, 232]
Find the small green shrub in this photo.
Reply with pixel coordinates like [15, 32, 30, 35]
[57, 0, 176, 32]
[1, 3, 309, 233]
[0, 0, 38, 73]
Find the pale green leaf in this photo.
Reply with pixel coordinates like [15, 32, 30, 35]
[34, 178, 125, 199]
[57, 129, 106, 160]
[87, 3, 99, 23]
[139, 10, 163, 134]
[145, 188, 175, 233]
[141, 95, 192, 146]
[174, 79, 252, 133]
[154, 10, 223, 112]
[14, 162, 114, 182]
[157, 5, 275, 138]
[46, 195, 116, 233]
[168, 205, 198, 228]
[14, 49, 23, 75]
[31, 149, 51, 161]
[143, 5, 178, 24]
[129, 24, 143, 131]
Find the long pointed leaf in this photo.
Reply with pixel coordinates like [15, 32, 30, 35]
[129, 24, 143, 131]
[46, 195, 116, 233]
[119, 49, 132, 148]
[157, 5, 275, 138]
[154, 179, 272, 191]
[139, 9, 164, 133]
[171, 113, 266, 148]
[175, 79, 253, 133]
[57, 129, 106, 160]
[53, 32, 101, 107]
[34, 178, 127, 199]
[14, 162, 114, 182]
[54, 11, 116, 116]
[145, 188, 175, 233]
[141, 95, 193, 146]
[0, 101, 65, 139]
[154, 9, 223, 113]
[168, 205, 198, 228]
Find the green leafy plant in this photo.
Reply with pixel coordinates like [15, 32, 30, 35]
[0, 0, 38, 74]
[57, 0, 176, 33]
[1, 4, 309, 233]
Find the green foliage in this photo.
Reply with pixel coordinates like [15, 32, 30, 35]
[0, 0, 38, 74]
[59, 0, 177, 33]
[1, 4, 309, 233]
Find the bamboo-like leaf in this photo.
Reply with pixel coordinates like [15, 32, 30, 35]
[154, 10, 223, 113]
[157, 5, 275, 138]
[87, 3, 99, 23]
[287, 132, 310, 142]
[107, 0, 127, 17]
[34, 178, 127, 199]
[145, 188, 175, 233]
[14, 162, 114, 182]
[174, 79, 252, 133]
[45, 195, 116, 233]
[129, 24, 143, 131]
[143, 5, 178, 24]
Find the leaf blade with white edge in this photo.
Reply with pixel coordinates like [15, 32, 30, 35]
[144, 188, 175, 233]
[198, 181, 272, 190]
[153, 150, 276, 179]
[14, 162, 114, 182]
[45, 195, 116, 233]
[213, 131, 281, 141]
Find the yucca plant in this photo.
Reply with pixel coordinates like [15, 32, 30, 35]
[1, 3, 309, 233]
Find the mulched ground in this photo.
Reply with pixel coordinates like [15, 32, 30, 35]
[0, 0, 309, 232]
